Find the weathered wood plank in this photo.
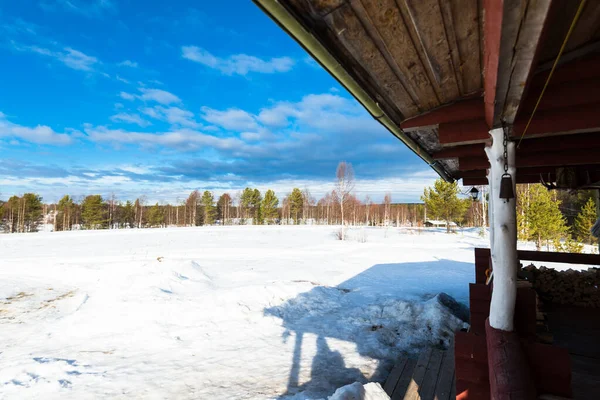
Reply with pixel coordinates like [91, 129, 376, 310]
[352, 0, 440, 110]
[447, 0, 482, 96]
[438, 1, 464, 96]
[324, 4, 419, 117]
[384, 357, 409, 396]
[404, 347, 432, 399]
[450, 372, 457, 399]
[435, 347, 456, 400]
[501, 0, 552, 125]
[396, 0, 461, 104]
[391, 358, 417, 400]
[419, 349, 445, 400]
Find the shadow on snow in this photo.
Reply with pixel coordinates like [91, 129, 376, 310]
[265, 260, 472, 399]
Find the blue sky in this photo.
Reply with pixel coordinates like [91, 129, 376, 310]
[0, 0, 438, 203]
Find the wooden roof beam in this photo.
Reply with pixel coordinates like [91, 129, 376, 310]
[499, 0, 553, 125]
[483, 0, 552, 128]
[440, 102, 600, 145]
[513, 102, 600, 137]
[434, 131, 600, 159]
[459, 149, 600, 171]
[400, 97, 484, 129]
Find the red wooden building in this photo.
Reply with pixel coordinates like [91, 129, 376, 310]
[254, 0, 600, 398]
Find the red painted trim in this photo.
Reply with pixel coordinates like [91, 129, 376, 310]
[438, 119, 490, 144]
[513, 102, 600, 137]
[531, 53, 600, 89]
[519, 77, 600, 118]
[433, 144, 486, 159]
[401, 98, 485, 129]
[483, 0, 504, 128]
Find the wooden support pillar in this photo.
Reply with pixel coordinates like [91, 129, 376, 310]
[485, 127, 518, 331]
[485, 128, 536, 399]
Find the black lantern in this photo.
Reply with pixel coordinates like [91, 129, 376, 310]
[499, 173, 515, 201]
[469, 187, 479, 201]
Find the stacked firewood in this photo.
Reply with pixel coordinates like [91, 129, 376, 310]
[522, 264, 600, 308]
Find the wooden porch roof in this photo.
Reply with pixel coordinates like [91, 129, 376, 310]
[254, 0, 600, 189]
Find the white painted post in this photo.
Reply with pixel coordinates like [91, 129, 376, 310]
[485, 128, 518, 331]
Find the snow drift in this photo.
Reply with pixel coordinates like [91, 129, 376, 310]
[0, 226, 476, 399]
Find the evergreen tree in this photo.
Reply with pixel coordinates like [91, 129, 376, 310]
[262, 190, 279, 224]
[573, 197, 597, 245]
[81, 195, 107, 229]
[147, 203, 164, 227]
[201, 190, 216, 225]
[240, 187, 254, 222]
[57, 195, 74, 231]
[12, 193, 44, 233]
[289, 188, 304, 224]
[524, 185, 567, 250]
[122, 200, 135, 228]
[421, 179, 470, 232]
[252, 189, 262, 225]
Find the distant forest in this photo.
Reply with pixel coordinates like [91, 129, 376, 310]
[1, 161, 597, 253]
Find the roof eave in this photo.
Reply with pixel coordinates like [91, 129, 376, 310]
[252, 0, 454, 182]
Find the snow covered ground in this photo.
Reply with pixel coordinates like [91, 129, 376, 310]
[0, 226, 590, 399]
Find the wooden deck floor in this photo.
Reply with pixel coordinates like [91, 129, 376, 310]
[383, 347, 456, 400]
[545, 305, 600, 399]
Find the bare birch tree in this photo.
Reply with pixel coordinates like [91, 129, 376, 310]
[334, 161, 355, 240]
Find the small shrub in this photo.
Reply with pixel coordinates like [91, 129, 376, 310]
[334, 228, 344, 241]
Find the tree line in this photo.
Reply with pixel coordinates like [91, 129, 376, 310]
[0, 189, 430, 232]
[1, 163, 432, 233]
[2, 161, 596, 252]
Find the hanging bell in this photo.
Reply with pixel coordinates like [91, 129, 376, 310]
[499, 173, 515, 201]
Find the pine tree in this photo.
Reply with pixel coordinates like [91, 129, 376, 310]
[240, 188, 254, 223]
[252, 189, 262, 225]
[262, 190, 279, 224]
[525, 185, 567, 250]
[122, 200, 135, 228]
[201, 191, 216, 225]
[81, 195, 107, 229]
[421, 179, 470, 232]
[573, 197, 597, 245]
[20, 193, 43, 232]
[57, 195, 74, 231]
[147, 203, 164, 227]
[289, 188, 304, 224]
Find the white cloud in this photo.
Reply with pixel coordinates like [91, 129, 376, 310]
[15, 44, 99, 72]
[120, 88, 182, 105]
[118, 60, 138, 68]
[182, 46, 294, 75]
[85, 125, 244, 151]
[119, 91, 136, 101]
[0, 112, 72, 145]
[115, 75, 130, 84]
[110, 113, 150, 127]
[138, 88, 181, 104]
[60, 47, 98, 71]
[200, 107, 258, 131]
[141, 106, 200, 128]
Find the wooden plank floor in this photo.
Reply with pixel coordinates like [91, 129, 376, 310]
[384, 347, 456, 400]
[545, 305, 600, 399]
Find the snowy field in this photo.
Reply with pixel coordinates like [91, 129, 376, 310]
[0, 226, 589, 399]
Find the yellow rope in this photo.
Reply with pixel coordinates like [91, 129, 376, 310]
[517, 0, 588, 148]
